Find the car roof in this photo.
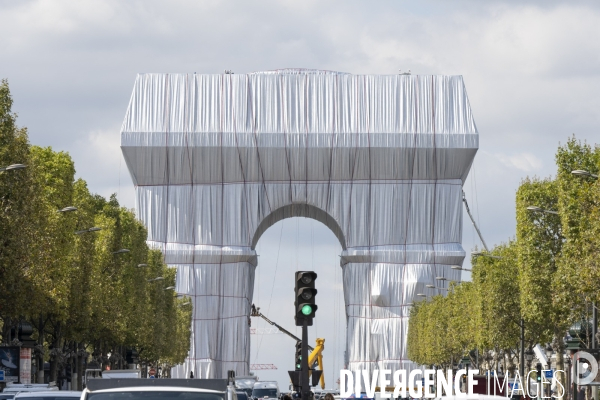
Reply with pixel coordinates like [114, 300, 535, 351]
[14, 392, 81, 398]
[87, 387, 222, 394]
[4, 390, 59, 394]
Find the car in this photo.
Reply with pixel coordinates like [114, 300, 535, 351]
[13, 391, 81, 400]
[84, 378, 238, 400]
[236, 392, 248, 400]
[3, 384, 59, 394]
[251, 382, 279, 400]
[0, 394, 15, 400]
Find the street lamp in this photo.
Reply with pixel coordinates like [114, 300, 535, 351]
[164, 286, 175, 291]
[451, 265, 472, 272]
[148, 277, 164, 282]
[58, 206, 78, 213]
[113, 249, 130, 254]
[471, 251, 502, 260]
[74, 227, 102, 235]
[527, 206, 558, 215]
[525, 348, 534, 373]
[571, 170, 598, 179]
[0, 164, 27, 172]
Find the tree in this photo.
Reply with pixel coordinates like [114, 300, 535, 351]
[554, 138, 600, 312]
[0, 79, 192, 382]
[472, 242, 521, 371]
[0, 79, 35, 325]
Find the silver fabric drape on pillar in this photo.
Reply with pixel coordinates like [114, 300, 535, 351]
[121, 69, 478, 378]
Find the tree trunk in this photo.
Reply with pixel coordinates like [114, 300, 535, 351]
[37, 314, 45, 383]
[553, 331, 566, 398]
[49, 321, 61, 383]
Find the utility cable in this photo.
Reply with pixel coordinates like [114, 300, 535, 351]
[462, 190, 489, 252]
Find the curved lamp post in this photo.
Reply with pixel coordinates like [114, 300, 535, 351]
[112, 249, 130, 255]
[571, 170, 598, 179]
[471, 251, 502, 260]
[0, 164, 26, 172]
[75, 227, 102, 235]
[451, 265, 472, 272]
[527, 206, 558, 215]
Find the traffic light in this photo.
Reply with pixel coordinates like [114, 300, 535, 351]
[10, 321, 35, 348]
[295, 341, 302, 370]
[295, 271, 318, 326]
[126, 348, 139, 364]
[536, 363, 542, 384]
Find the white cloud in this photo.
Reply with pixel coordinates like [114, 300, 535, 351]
[494, 152, 544, 172]
[75, 127, 135, 208]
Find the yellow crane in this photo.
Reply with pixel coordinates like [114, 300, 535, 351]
[251, 304, 326, 388]
[307, 338, 325, 389]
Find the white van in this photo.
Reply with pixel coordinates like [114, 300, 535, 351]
[251, 382, 279, 400]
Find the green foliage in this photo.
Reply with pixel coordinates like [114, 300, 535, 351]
[407, 282, 478, 366]
[472, 242, 521, 351]
[516, 178, 565, 343]
[554, 138, 600, 309]
[0, 79, 191, 369]
[409, 136, 600, 372]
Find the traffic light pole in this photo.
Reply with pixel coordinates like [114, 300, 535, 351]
[301, 317, 309, 400]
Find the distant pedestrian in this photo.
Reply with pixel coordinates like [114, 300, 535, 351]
[190, 371, 194, 379]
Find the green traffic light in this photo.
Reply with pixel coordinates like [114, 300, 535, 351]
[301, 305, 313, 315]
[296, 364, 301, 369]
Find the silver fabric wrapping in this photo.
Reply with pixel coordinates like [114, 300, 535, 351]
[121, 69, 478, 378]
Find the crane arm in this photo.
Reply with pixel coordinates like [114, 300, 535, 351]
[250, 304, 324, 388]
[250, 304, 314, 351]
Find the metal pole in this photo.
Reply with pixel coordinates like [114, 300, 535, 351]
[520, 318, 525, 379]
[573, 354, 578, 400]
[593, 303, 598, 400]
[301, 318, 309, 400]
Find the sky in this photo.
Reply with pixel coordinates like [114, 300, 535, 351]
[2, 0, 600, 389]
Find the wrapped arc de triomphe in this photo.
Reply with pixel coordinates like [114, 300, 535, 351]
[120, 69, 478, 378]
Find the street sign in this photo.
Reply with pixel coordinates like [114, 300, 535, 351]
[545, 370, 553, 378]
[0, 370, 5, 381]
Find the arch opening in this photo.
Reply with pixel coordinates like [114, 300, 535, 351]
[251, 216, 346, 388]
[251, 204, 347, 251]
